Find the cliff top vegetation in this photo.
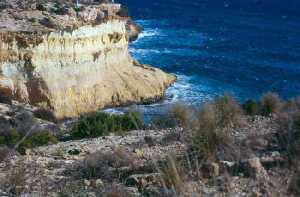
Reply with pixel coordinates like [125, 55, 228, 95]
[0, 0, 126, 33]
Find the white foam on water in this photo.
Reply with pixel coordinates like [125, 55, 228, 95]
[138, 28, 162, 39]
[102, 108, 124, 115]
[129, 48, 161, 55]
[165, 74, 193, 103]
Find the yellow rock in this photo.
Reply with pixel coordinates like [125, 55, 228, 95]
[0, 19, 175, 118]
[135, 148, 144, 157]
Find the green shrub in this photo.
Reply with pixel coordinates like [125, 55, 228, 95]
[51, 3, 68, 15]
[71, 112, 143, 139]
[0, 129, 21, 147]
[260, 92, 282, 116]
[0, 130, 58, 154]
[242, 100, 259, 116]
[18, 131, 58, 154]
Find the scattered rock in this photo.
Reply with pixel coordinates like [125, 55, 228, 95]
[125, 173, 161, 189]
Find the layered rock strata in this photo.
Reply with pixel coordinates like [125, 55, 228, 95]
[0, 0, 175, 118]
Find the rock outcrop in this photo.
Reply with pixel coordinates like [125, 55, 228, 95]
[0, 0, 175, 118]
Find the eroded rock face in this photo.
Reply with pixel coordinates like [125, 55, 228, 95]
[0, 1, 175, 118]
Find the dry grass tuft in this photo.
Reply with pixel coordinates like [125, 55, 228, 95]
[156, 155, 185, 195]
[168, 103, 193, 128]
[79, 147, 140, 179]
[4, 162, 27, 196]
[191, 95, 243, 159]
[260, 92, 282, 116]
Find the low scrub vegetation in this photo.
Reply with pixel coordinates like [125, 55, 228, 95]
[71, 111, 143, 139]
[168, 103, 193, 127]
[242, 92, 282, 116]
[158, 156, 185, 194]
[150, 103, 192, 129]
[161, 95, 242, 159]
[275, 99, 300, 163]
[260, 92, 282, 116]
[77, 147, 141, 180]
[0, 129, 58, 155]
[242, 99, 259, 116]
[191, 95, 242, 159]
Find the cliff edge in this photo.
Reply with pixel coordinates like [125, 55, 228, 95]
[0, 0, 175, 118]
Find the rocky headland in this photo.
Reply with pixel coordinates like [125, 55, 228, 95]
[0, 0, 175, 118]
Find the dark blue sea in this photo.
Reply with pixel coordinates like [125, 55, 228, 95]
[108, 0, 300, 118]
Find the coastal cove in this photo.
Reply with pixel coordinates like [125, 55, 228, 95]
[110, 0, 300, 118]
[1, 1, 300, 196]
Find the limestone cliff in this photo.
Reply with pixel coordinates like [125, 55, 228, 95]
[0, 0, 175, 118]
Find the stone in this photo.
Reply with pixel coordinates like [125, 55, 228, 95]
[125, 173, 161, 189]
[84, 179, 91, 187]
[134, 149, 144, 158]
[78, 7, 99, 22]
[211, 162, 220, 177]
[95, 179, 104, 188]
[90, 179, 104, 188]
